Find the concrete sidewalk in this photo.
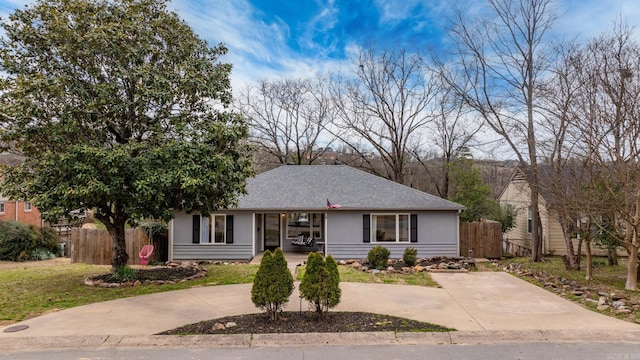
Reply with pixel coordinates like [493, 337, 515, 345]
[1, 271, 639, 350]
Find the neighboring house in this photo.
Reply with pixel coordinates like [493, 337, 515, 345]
[169, 165, 465, 261]
[498, 167, 614, 257]
[0, 152, 44, 228]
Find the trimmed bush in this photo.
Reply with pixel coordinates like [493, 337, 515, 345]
[300, 252, 341, 316]
[367, 245, 390, 270]
[251, 248, 294, 320]
[403, 247, 418, 266]
[0, 221, 38, 261]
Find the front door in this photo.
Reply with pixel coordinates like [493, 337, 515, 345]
[264, 213, 280, 251]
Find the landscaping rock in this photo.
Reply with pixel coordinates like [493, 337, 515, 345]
[225, 322, 237, 328]
[212, 323, 225, 331]
[413, 265, 425, 272]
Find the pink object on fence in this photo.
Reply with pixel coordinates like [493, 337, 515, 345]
[139, 245, 154, 265]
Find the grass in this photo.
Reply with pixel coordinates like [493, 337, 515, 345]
[0, 262, 258, 325]
[297, 265, 440, 287]
[2, 256, 440, 326]
[502, 256, 630, 289]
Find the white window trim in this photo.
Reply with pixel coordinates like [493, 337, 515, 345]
[371, 213, 410, 243]
[24, 201, 32, 212]
[527, 207, 532, 234]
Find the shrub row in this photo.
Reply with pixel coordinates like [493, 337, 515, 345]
[0, 221, 61, 261]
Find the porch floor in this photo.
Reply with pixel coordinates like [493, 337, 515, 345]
[249, 251, 311, 277]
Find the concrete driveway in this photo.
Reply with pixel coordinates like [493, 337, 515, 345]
[1, 272, 638, 338]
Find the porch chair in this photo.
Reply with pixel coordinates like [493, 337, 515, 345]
[139, 244, 154, 265]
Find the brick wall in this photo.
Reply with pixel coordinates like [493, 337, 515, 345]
[0, 200, 42, 228]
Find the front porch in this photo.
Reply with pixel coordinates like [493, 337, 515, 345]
[253, 212, 327, 255]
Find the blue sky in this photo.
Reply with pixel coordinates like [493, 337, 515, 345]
[2, 0, 640, 92]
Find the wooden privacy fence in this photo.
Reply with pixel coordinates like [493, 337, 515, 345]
[70, 228, 150, 265]
[459, 221, 503, 259]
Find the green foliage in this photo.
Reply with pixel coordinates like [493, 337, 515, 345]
[367, 245, 390, 270]
[0, 221, 38, 261]
[487, 204, 516, 233]
[0, 221, 60, 261]
[38, 227, 62, 256]
[28, 248, 57, 261]
[251, 249, 294, 320]
[448, 158, 495, 222]
[114, 265, 137, 282]
[299, 252, 341, 316]
[403, 247, 418, 266]
[0, 0, 253, 270]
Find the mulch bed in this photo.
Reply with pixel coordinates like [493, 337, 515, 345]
[88, 265, 203, 284]
[157, 311, 453, 335]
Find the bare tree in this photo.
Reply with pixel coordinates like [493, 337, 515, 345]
[236, 77, 336, 168]
[571, 24, 640, 290]
[536, 41, 585, 270]
[329, 47, 437, 184]
[442, 0, 558, 261]
[411, 75, 482, 199]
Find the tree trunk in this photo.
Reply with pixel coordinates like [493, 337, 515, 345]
[608, 249, 618, 266]
[529, 195, 542, 262]
[561, 220, 578, 270]
[584, 240, 593, 281]
[625, 245, 638, 291]
[98, 213, 129, 272]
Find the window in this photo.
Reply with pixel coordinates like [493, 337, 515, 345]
[371, 214, 410, 242]
[24, 202, 32, 212]
[213, 215, 226, 244]
[286, 213, 323, 240]
[192, 214, 233, 244]
[0, 202, 4, 214]
[527, 207, 532, 234]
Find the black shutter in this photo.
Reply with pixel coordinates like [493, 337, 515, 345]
[410, 214, 418, 243]
[192, 215, 200, 244]
[226, 215, 234, 244]
[363, 214, 370, 243]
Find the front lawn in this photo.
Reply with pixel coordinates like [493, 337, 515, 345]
[0, 261, 257, 325]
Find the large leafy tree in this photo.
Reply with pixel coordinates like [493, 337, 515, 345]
[0, 0, 253, 270]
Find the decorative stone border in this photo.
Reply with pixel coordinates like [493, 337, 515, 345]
[338, 256, 476, 274]
[83, 264, 207, 288]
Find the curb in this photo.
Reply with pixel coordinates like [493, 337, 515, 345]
[2, 330, 640, 352]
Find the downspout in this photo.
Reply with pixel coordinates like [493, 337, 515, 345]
[456, 209, 461, 257]
[251, 213, 255, 257]
[168, 219, 174, 262]
[324, 212, 328, 256]
[15, 201, 18, 222]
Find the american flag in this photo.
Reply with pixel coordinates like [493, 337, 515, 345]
[326, 198, 342, 209]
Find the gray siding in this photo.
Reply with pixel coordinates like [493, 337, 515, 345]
[171, 209, 460, 261]
[171, 211, 254, 261]
[326, 210, 459, 259]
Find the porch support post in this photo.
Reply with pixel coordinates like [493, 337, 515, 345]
[324, 212, 328, 256]
[251, 213, 255, 257]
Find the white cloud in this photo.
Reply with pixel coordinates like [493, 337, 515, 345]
[558, 0, 640, 41]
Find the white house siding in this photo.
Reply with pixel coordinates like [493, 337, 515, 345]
[171, 211, 253, 261]
[326, 210, 459, 260]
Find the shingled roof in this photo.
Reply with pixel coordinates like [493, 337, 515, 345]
[236, 165, 464, 211]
